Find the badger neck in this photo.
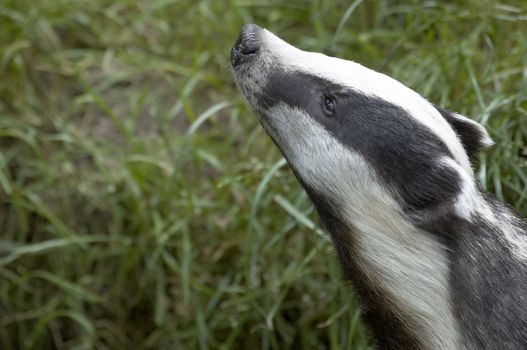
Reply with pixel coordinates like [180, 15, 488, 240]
[306, 188, 464, 350]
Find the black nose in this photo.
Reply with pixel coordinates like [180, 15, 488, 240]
[231, 24, 261, 67]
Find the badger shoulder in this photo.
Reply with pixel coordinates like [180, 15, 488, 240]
[451, 190, 527, 349]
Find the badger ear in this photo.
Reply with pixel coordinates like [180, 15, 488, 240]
[436, 106, 494, 163]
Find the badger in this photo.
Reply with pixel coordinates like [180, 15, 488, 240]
[230, 24, 527, 349]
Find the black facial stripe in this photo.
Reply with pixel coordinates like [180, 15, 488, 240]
[258, 71, 340, 109]
[260, 70, 462, 213]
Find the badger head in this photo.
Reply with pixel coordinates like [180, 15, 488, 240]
[231, 24, 493, 231]
[231, 25, 499, 348]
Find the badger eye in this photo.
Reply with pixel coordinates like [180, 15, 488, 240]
[323, 95, 336, 116]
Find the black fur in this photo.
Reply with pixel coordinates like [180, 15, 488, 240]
[299, 180, 424, 350]
[436, 106, 490, 164]
[260, 71, 462, 213]
[449, 193, 527, 349]
[232, 33, 527, 349]
[256, 70, 527, 349]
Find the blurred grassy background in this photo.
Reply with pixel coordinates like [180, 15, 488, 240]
[0, 0, 526, 349]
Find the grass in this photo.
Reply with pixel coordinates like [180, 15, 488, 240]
[0, 0, 526, 349]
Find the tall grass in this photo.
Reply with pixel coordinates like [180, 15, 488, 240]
[0, 0, 526, 349]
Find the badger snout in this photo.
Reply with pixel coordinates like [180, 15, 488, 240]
[231, 24, 262, 67]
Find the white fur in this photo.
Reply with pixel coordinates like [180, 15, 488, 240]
[441, 157, 496, 221]
[260, 28, 474, 177]
[265, 103, 464, 350]
[233, 27, 522, 349]
[258, 28, 497, 224]
[233, 26, 527, 350]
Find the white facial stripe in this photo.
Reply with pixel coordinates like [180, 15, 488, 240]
[264, 103, 383, 200]
[261, 28, 473, 176]
[440, 157, 496, 222]
[265, 103, 463, 349]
